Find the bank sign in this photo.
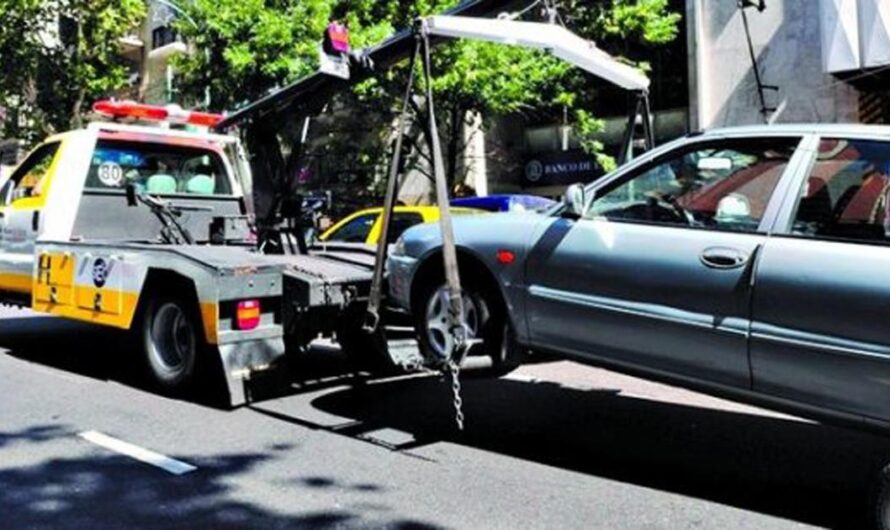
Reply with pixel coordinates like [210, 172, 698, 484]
[523, 150, 604, 187]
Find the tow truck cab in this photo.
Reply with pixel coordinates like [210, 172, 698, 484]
[0, 103, 379, 406]
[0, 114, 252, 305]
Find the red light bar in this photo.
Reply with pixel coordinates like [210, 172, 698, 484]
[94, 100, 168, 121]
[326, 22, 350, 53]
[186, 110, 224, 127]
[92, 100, 223, 127]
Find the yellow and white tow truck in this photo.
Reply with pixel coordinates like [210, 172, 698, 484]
[0, 101, 381, 406]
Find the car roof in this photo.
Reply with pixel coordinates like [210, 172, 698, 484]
[698, 123, 890, 139]
[349, 205, 479, 216]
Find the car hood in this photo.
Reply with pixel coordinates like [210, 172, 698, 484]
[399, 212, 549, 259]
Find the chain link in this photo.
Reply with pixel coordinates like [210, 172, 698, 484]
[447, 361, 465, 431]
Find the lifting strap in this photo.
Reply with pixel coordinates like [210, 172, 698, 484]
[364, 25, 470, 368]
[364, 39, 420, 333]
[420, 26, 470, 367]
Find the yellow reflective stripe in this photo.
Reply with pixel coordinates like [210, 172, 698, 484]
[200, 302, 218, 345]
[0, 272, 33, 294]
[32, 291, 140, 330]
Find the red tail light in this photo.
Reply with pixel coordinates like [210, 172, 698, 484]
[235, 300, 261, 330]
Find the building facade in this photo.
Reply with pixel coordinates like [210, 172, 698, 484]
[687, 0, 890, 130]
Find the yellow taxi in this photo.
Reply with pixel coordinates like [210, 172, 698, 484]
[319, 205, 481, 245]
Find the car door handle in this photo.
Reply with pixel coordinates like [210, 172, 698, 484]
[700, 247, 749, 270]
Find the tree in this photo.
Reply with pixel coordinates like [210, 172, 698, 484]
[0, 0, 145, 143]
[173, 1, 681, 214]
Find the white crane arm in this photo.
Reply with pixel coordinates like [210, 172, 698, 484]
[423, 15, 650, 92]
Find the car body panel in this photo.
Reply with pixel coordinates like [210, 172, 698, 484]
[388, 124, 890, 431]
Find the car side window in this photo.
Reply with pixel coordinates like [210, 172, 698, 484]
[327, 213, 377, 242]
[791, 138, 890, 244]
[386, 212, 425, 244]
[587, 138, 800, 233]
[2, 142, 61, 205]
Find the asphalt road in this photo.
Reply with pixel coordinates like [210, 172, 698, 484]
[2, 306, 889, 529]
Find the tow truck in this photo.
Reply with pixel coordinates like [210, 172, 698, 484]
[0, 2, 653, 411]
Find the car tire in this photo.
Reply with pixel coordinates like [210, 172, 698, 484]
[415, 279, 524, 377]
[872, 464, 890, 530]
[137, 295, 200, 393]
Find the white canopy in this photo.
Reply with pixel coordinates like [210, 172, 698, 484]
[423, 15, 650, 91]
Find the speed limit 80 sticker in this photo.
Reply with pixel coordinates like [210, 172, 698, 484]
[97, 162, 124, 188]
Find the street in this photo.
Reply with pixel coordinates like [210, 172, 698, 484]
[1, 306, 887, 530]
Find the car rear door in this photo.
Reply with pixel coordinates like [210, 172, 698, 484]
[525, 135, 808, 388]
[751, 135, 890, 422]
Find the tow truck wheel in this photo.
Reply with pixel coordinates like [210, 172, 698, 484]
[138, 295, 200, 392]
[415, 281, 524, 377]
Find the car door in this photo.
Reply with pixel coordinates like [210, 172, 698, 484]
[525, 135, 806, 387]
[751, 136, 890, 422]
[0, 141, 62, 299]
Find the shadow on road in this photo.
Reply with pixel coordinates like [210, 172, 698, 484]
[5, 313, 890, 528]
[306, 375, 890, 529]
[0, 424, 442, 530]
[0, 315, 136, 383]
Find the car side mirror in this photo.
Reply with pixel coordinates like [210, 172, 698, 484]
[125, 183, 138, 207]
[562, 183, 587, 219]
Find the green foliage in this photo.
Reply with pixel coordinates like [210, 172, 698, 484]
[172, 0, 680, 204]
[0, 0, 145, 142]
[598, 0, 681, 44]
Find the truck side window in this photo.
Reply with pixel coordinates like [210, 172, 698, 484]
[588, 138, 799, 233]
[791, 138, 890, 244]
[3, 142, 61, 205]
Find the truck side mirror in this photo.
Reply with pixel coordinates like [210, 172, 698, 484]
[125, 183, 138, 207]
[562, 183, 587, 219]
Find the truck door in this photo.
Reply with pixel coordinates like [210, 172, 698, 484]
[0, 141, 62, 299]
[752, 136, 890, 422]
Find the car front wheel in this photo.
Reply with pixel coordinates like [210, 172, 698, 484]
[415, 281, 524, 377]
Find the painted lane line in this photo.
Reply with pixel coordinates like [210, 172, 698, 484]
[78, 430, 197, 476]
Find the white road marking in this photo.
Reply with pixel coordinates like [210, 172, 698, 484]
[78, 430, 197, 476]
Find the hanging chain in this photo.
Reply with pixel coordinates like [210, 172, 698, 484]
[446, 361, 465, 431]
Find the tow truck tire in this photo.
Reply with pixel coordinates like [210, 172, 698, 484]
[415, 280, 524, 377]
[137, 295, 200, 393]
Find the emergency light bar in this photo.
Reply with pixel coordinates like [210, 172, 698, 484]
[325, 22, 351, 54]
[92, 100, 224, 128]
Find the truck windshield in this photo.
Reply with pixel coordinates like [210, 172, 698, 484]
[85, 140, 232, 196]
